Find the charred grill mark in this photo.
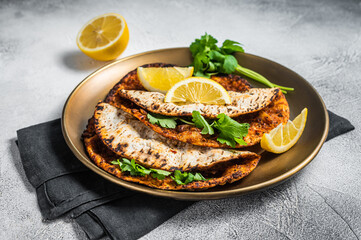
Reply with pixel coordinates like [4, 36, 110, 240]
[104, 137, 115, 144]
[85, 130, 261, 190]
[115, 143, 122, 152]
[96, 105, 104, 111]
[119, 87, 279, 119]
[139, 108, 147, 115]
[269, 88, 279, 102]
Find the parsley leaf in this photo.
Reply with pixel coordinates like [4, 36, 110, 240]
[171, 170, 190, 185]
[171, 170, 207, 185]
[150, 168, 172, 180]
[147, 113, 177, 129]
[193, 172, 207, 181]
[147, 113, 197, 127]
[190, 111, 249, 147]
[134, 162, 152, 175]
[222, 55, 238, 74]
[221, 39, 244, 54]
[190, 33, 218, 58]
[190, 33, 220, 78]
[189, 33, 294, 93]
[209, 50, 225, 62]
[111, 158, 171, 179]
[213, 113, 250, 148]
[192, 111, 214, 134]
[111, 158, 207, 184]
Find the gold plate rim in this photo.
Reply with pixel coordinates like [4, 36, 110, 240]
[61, 47, 329, 200]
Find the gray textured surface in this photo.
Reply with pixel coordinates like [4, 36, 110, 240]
[1, 0, 360, 239]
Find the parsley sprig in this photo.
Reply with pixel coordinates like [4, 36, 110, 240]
[190, 33, 294, 94]
[147, 113, 177, 129]
[111, 158, 172, 180]
[214, 113, 249, 147]
[147, 111, 249, 147]
[192, 111, 214, 134]
[171, 170, 207, 185]
[111, 158, 208, 184]
[191, 111, 249, 147]
[148, 112, 196, 128]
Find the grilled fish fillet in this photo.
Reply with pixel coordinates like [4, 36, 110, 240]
[118, 88, 279, 118]
[93, 102, 260, 172]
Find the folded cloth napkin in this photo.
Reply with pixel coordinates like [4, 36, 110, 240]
[16, 110, 354, 240]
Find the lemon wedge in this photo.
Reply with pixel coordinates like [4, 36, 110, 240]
[261, 108, 308, 153]
[76, 13, 129, 61]
[164, 77, 231, 104]
[137, 66, 194, 93]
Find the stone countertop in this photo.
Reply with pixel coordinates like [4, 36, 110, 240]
[1, 0, 360, 239]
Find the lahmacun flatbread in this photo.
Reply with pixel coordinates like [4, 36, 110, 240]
[118, 88, 280, 118]
[83, 117, 260, 191]
[104, 64, 289, 148]
[93, 102, 260, 172]
[82, 63, 288, 190]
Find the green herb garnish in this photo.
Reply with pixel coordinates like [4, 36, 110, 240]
[213, 113, 250, 148]
[147, 110, 250, 148]
[111, 158, 208, 183]
[190, 33, 294, 93]
[178, 118, 195, 125]
[150, 168, 173, 180]
[191, 111, 249, 147]
[171, 170, 207, 185]
[147, 113, 178, 129]
[111, 158, 172, 180]
[147, 113, 196, 128]
[192, 111, 214, 134]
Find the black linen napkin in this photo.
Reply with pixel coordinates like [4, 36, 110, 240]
[16, 119, 194, 239]
[16, 110, 354, 240]
[326, 110, 354, 141]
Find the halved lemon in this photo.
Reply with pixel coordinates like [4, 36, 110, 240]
[164, 77, 231, 104]
[137, 66, 194, 93]
[76, 13, 129, 61]
[261, 108, 308, 153]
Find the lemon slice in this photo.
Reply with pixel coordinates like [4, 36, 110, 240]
[164, 77, 231, 104]
[76, 13, 129, 61]
[137, 66, 194, 93]
[261, 108, 308, 153]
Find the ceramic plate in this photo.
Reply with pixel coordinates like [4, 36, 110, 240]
[62, 48, 329, 200]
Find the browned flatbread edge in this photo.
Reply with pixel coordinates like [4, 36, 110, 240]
[103, 64, 289, 148]
[84, 132, 260, 191]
